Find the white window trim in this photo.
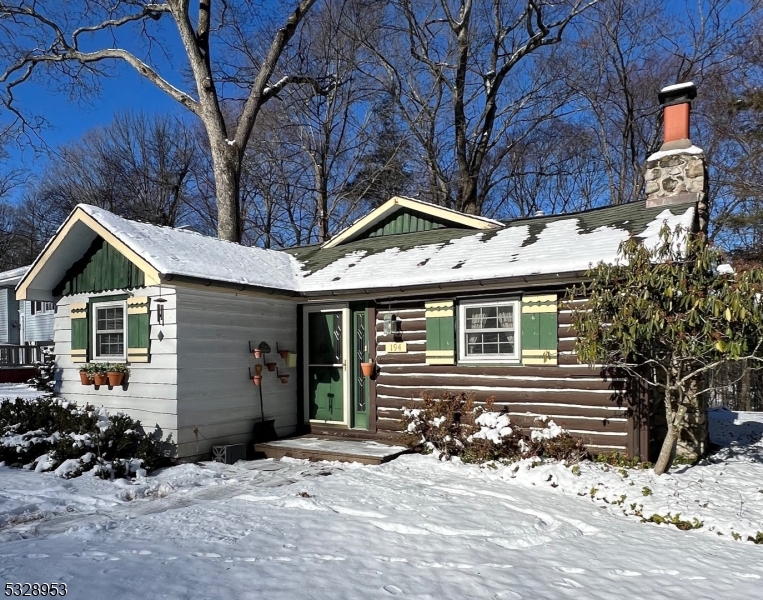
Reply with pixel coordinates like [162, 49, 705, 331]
[92, 300, 128, 362]
[458, 298, 521, 364]
[31, 301, 54, 315]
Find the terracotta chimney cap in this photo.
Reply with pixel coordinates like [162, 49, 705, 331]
[658, 82, 697, 107]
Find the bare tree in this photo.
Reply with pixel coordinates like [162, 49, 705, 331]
[371, 0, 600, 215]
[0, 0, 323, 242]
[31, 111, 200, 228]
[566, 0, 756, 207]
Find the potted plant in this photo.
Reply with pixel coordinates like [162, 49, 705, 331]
[79, 365, 93, 386]
[252, 374, 262, 386]
[360, 360, 375, 377]
[92, 363, 108, 386]
[266, 361, 277, 372]
[107, 363, 129, 387]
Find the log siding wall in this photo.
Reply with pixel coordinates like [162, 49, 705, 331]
[374, 296, 634, 455]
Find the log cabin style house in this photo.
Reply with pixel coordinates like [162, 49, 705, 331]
[14, 84, 707, 462]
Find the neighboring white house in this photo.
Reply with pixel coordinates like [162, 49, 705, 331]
[0, 266, 56, 347]
[0, 266, 25, 346]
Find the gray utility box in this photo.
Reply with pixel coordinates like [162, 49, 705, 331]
[211, 443, 246, 464]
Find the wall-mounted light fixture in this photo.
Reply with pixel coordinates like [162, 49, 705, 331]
[383, 313, 400, 335]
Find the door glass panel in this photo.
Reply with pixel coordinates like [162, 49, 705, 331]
[308, 312, 343, 364]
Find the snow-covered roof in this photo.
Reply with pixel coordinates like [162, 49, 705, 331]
[0, 266, 29, 286]
[290, 201, 696, 294]
[78, 205, 299, 292]
[17, 200, 697, 299]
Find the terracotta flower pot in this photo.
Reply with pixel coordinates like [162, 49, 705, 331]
[93, 373, 108, 386]
[79, 371, 92, 385]
[254, 364, 263, 375]
[360, 362, 375, 377]
[107, 372, 125, 387]
[266, 362, 277, 372]
[278, 349, 290, 360]
[253, 349, 263, 359]
[279, 374, 289, 384]
[252, 375, 262, 386]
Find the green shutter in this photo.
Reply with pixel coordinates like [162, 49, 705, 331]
[425, 300, 455, 365]
[127, 296, 150, 363]
[70, 301, 89, 363]
[521, 294, 557, 365]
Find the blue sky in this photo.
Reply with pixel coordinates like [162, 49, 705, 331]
[8, 64, 185, 175]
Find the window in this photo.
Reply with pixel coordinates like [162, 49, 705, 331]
[30, 301, 54, 315]
[458, 299, 520, 363]
[92, 301, 126, 360]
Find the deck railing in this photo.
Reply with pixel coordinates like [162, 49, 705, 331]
[0, 344, 45, 367]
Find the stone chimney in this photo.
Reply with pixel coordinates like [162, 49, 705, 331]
[644, 82, 708, 233]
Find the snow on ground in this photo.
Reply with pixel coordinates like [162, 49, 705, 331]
[505, 408, 763, 542]
[0, 383, 47, 401]
[1, 390, 762, 599]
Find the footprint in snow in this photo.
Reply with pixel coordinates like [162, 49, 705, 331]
[648, 569, 679, 576]
[492, 592, 522, 599]
[193, 552, 221, 558]
[554, 578, 584, 589]
[610, 569, 642, 577]
[556, 567, 586, 574]
[383, 584, 403, 595]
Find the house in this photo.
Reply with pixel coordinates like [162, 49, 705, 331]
[0, 266, 56, 383]
[15, 83, 706, 462]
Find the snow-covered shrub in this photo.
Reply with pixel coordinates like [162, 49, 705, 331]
[401, 392, 586, 463]
[0, 396, 173, 477]
[26, 348, 56, 392]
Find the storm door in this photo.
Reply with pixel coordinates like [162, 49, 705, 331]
[305, 306, 350, 424]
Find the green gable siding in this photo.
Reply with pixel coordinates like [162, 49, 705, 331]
[360, 208, 460, 240]
[54, 237, 145, 296]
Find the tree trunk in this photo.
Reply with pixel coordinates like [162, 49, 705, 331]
[653, 424, 677, 475]
[654, 399, 688, 475]
[210, 140, 242, 243]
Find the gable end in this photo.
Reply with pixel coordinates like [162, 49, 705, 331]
[53, 236, 145, 296]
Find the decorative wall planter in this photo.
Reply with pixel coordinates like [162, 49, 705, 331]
[278, 349, 290, 360]
[266, 362, 277, 372]
[279, 373, 289, 384]
[79, 371, 92, 386]
[360, 361, 375, 377]
[252, 349, 263, 359]
[107, 372, 125, 387]
[93, 373, 108, 386]
[252, 374, 262, 386]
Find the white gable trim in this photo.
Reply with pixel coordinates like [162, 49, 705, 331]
[16, 207, 161, 301]
[321, 196, 502, 249]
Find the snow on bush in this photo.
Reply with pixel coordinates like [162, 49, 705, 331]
[26, 348, 56, 392]
[402, 392, 586, 463]
[0, 395, 173, 478]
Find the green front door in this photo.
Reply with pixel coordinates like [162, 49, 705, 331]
[308, 310, 345, 422]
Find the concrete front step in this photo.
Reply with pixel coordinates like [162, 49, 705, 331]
[256, 436, 408, 465]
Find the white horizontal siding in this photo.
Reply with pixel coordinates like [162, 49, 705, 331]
[176, 287, 298, 458]
[0, 288, 8, 344]
[21, 301, 55, 344]
[54, 287, 179, 449]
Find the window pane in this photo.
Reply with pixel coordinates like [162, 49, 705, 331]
[97, 307, 124, 332]
[97, 333, 124, 357]
[497, 306, 514, 329]
[465, 307, 483, 330]
[462, 302, 517, 359]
